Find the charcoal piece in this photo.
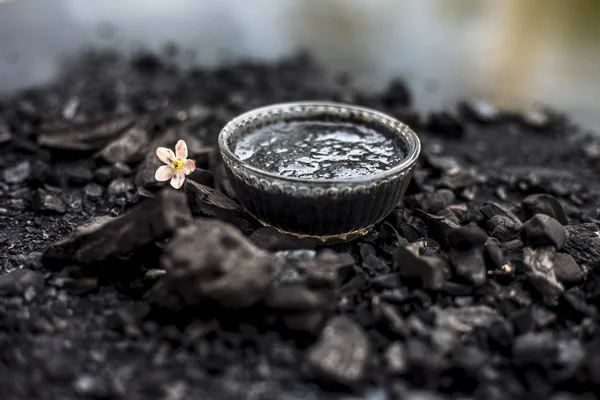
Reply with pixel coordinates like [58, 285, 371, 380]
[358, 243, 390, 275]
[484, 238, 505, 269]
[510, 307, 535, 334]
[424, 153, 461, 174]
[552, 253, 584, 285]
[374, 301, 409, 337]
[458, 99, 499, 123]
[449, 247, 486, 285]
[381, 79, 411, 108]
[434, 305, 501, 333]
[522, 194, 568, 225]
[44, 189, 191, 265]
[487, 215, 522, 242]
[134, 151, 164, 190]
[397, 221, 425, 242]
[106, 178, 134, 197]
[265, 284, 327, 310]
[112, 162, 132, 177]
[83, 183, 104, 199]
[426, 112, 465, 139]
[450, 346, 489, 381]
[306, 316, 370, 388]
[369, 272, 402, 290]
[447, 204, 472, 224]
[487, 319, 514, 349]
[448, 225, 487, 250]
[563, 223, 600, 272]
[523, 246, 564, 306]
[512, 331, 557, 369]
[448, 226, 488, 285]
[32, 189, 67, 214]
[560, 287, 597, 320]
[416, 210, 460, 249]
[38, 117, 134, 151]
[94, 166, 114, 184]
[0, 268, 45, 295]
[406, 189, 455, 213]
[95, 125, 149, 165]
[183, 179, 241, 221]
[151, 219, 282, 310]
[384, 342, 408, 375]
[436, 208, 460, 225]
[480, 201, 522, 224]
[405, 338, 444, 385]
[521, 214, 566, 250]
[249, 227, 317, 251]
[3, 160, 31, 184]
[65, 165, 93, 185]
[393, 244, 447, 290]
[439, 169, 478, 190]
[277, 249, 354, 287]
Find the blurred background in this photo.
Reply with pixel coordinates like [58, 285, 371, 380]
[0, 0, 599, 131]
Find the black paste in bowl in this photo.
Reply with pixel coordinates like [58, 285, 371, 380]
[219, 102, 420, 242]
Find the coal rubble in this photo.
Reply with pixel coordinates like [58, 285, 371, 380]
[1, 51, 600, 400]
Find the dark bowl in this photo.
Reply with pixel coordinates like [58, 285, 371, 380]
[218, 101, 420, 242]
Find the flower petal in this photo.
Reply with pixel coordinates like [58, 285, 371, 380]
[156, 147, 175, 165]
[183, 159, 196, 175]
[170, 170, 186, 189]
[175, 139, 188, 159]
[155, 165, 175, 181]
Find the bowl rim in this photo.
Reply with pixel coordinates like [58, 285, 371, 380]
[218, 101, 421, 184]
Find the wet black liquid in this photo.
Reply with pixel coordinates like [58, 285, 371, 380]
[234, 120, 405, 179]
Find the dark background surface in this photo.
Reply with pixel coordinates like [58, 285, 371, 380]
[1, 0, 600, 131]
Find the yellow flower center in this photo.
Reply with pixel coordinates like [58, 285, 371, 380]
[171, 158, 184, 170]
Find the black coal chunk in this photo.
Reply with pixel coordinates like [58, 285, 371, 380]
[134, 151, 164, 190]
[417, 210, 460, 249]
[32, 188, 67, 214]
[38, 117, 134, 151]
[150, 219, 282, 310]
[406, 189, 455, 214]
[523, 246, 564, 306]
[266, 249, 353, 333]
[480, 201, 523, 242]
[552, 253, 584, 285]
[448, 226, 488, 285]
[65, 165, 93, 185]
[426, 112, 465, 139]
[381, 79, 411, 108]
[358, 242, 390, 275]
[434, 305, 501, 333]
[458, 99, 499, 123]
[521, 214, 566, 250]
[484, 238, 505, 269]
[0, 268, 45, 296]
[384, 341, 408, 375]
[95, 125, 149, 165]
[44, 189, 191, 265]
[3, 160, 31, 184]
[563, 223, 600, 272]
[305, 316, 370, 388]
[522, 194, 568, 225]
[183, 179, 241, 221]
[393, 243, 447, 290]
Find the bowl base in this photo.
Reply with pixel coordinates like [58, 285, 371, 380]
[254, 217, 373, 244]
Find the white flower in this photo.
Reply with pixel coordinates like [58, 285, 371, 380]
[154, 139, 196, 189]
